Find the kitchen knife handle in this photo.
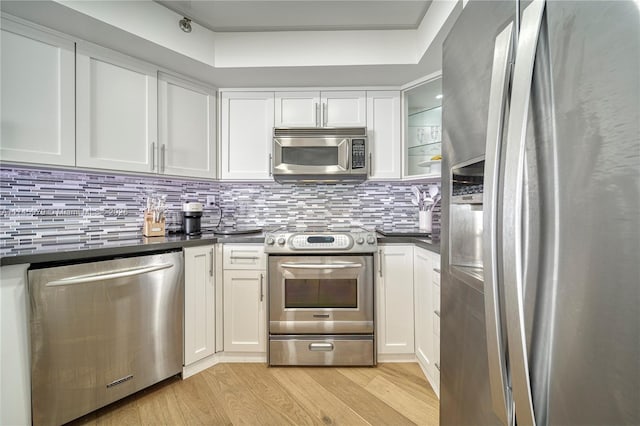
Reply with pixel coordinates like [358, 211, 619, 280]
[482, 19, 515, 426]
[502, 1, 547, 425]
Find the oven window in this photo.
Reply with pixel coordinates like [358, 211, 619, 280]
[285, 279, 357, 308]
[282, 147, 339, 166]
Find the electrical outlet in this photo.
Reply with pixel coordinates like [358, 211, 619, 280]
[206, 195, 216, 206]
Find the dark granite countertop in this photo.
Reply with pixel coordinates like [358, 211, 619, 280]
[1, 229, 439, 267]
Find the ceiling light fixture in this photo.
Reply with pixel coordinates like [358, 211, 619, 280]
[179, 17, 192, 33]
[436, 94, 443, 99]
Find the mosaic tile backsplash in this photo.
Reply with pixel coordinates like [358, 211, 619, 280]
[0, 166, 441, 250]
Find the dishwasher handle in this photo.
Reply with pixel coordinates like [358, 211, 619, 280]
[46, 263, 174, 287]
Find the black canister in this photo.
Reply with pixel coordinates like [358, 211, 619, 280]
[182, 202, 203, 235]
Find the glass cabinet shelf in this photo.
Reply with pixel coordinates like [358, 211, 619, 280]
[404, 75, 442, 178]
[408, 141, 441, 157]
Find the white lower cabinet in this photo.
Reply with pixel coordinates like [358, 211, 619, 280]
[222, 245, 267, 353]
[376, 245, 415, 356]
[414, 247, 441, 396]
[414, 247, 434, 372]
[183, 245, 216, 366]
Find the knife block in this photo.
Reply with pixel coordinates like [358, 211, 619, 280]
[143, 211, 165, 237]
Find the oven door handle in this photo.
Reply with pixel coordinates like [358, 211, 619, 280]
[280, 263, 363, 270]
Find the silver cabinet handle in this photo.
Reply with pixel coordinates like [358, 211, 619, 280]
[435, 363, 440, 371]
[369, 152, 373, 176]
[46, 263, 173, 287]
[433, 268, 441, 273]
[280, 263, 362, 270]
[502, 1, 546, 425]
[161, 144, 166, 173]
[309, 342, 334, 352]
[230, 255, 260, 260]
[434, 310, 440, 318]
[259, 273, 264, 302]
[378, 249, 383, 278]
[151, 142, 156, 171]
[268, 153, 273, 176]
[322, 102, 327, 127]
[482, 21, 515, 426]
[209, 248, 214, 277]
[315, 102, 320, 127]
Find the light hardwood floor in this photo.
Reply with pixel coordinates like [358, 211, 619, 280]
[71, 363, 439, 425]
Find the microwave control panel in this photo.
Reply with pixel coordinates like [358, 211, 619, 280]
[351, 139, 366, 169]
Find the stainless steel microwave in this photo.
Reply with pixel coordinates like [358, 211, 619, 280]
[272, 127, 368, 183]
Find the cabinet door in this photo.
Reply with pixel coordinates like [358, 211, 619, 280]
[223, 245, 266, 270]
[76, 43, 157, 173]
[413, 247, 434, 375]
[158, 73, 216, 179]
[431, 252, 441, 397]
[223, 270, 266, 352]
[321, 91, 366, 127]
[274, 91, 320, 127]
[0, 19, 75, 166]
[184, 245, 216, 365]
[220, 92, 274, 180]
[377, 245, 414, 354]
[367, 91, 401, 180]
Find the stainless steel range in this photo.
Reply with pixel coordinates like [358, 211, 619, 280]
[265, 226, 377, 366]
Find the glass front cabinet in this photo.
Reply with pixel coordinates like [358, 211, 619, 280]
[403, 75, 442, 179]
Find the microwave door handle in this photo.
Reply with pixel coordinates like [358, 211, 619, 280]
[339, 139, 350, 171]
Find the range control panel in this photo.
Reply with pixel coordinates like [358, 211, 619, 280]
[265, 230, 378, 254]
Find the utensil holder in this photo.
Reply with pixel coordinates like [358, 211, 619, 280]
[419, 210, 432, 232]
[143, 211, 165, 237]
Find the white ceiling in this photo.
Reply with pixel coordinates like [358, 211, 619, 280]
[155, 0, 432, 32]
[0, 0, 462, 87]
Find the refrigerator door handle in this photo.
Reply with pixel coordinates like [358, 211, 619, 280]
[482, 20, 515, 426]
[502, 0, 546, 425]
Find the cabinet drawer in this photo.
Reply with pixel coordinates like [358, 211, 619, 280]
[223, 245, 266, 270]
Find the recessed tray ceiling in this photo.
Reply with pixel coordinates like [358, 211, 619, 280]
[155, 0, 432, 32]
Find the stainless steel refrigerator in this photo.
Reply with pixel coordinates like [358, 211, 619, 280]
[440, 0, 639, 424]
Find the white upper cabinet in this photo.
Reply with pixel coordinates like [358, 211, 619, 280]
[76, 43, 158, 173]
[367, 91, 401, 180]
[220, 92, 274, 180]
[404, 75, 443, 180]
[274, 91, 320, 127]
[274, 90, 366, 128]
[322, 91, 366, 127]
[0, 18, 75, 166]
[158, 73, 216, 179]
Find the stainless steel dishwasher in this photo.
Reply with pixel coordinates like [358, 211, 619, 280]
[28, 250, 184, 426]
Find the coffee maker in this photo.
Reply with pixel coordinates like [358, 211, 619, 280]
[182, 202, 203, 235]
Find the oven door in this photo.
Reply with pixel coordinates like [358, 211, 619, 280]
[273, 137, 350, 175]
[269, 255, 374, 334]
